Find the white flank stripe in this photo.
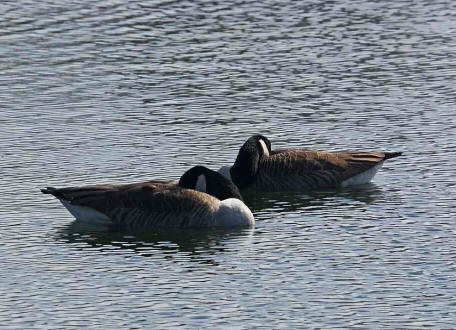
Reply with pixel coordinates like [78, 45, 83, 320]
[60, 200, 111, 224]
[341, 162, 383, 187]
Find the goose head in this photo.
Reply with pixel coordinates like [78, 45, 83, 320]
[179, 166, 254, 227]
[179, 166, 244, 201]
[222, 135, 272, 190]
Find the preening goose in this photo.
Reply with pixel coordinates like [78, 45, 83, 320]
[218, 135, 402, 192]
[41, 166, 254, 228]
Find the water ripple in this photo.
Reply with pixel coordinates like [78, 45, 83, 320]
[1, 0, 455, 328]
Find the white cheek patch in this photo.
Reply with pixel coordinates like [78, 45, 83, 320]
[259, 139, 270, 157]
[195, 174, 207, 192]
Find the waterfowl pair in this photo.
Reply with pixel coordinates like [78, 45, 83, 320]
[41, 166, 254, 228]
[218, 135, 402, 192]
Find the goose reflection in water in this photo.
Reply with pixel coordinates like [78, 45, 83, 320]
[244, 183, 386, 214]
[56, 220, 254, 265]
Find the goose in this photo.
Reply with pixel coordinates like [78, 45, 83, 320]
[218, 135, 402, 192]
[41, 166, 254, 228]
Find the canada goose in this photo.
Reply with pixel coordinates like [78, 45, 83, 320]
[41, 166, 254, 228]
[218, 135, 402, 192]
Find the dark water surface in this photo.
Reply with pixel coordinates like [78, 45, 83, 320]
[1, 0, 456, 328]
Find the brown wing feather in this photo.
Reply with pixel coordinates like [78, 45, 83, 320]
[256, 149, 345, 190]
[42, 179, 174, 201]
[264, 149, 346, 173]
[331, 150, 387, 179]
[95, 186, 218, 228]
[256, 148, 394, 190]
[43, 181, 218, 228]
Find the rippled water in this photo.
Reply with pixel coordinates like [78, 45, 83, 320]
[1, 0, 456, 328]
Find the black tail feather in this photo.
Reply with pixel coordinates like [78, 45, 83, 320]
[384, 152, 402, 160]
[41, 187, 56, 194]
[40, 187, 68, 200]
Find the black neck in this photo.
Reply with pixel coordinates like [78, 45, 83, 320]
[179, 166, 243, 201]
[178, 166, 204, 190]
[230, 135, 271, 190]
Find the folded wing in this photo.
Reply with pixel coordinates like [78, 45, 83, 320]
[41, 181, 218, 228]
[257, 148, 400, 190]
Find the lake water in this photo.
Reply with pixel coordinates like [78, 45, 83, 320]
[1, 0, 456, 328]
